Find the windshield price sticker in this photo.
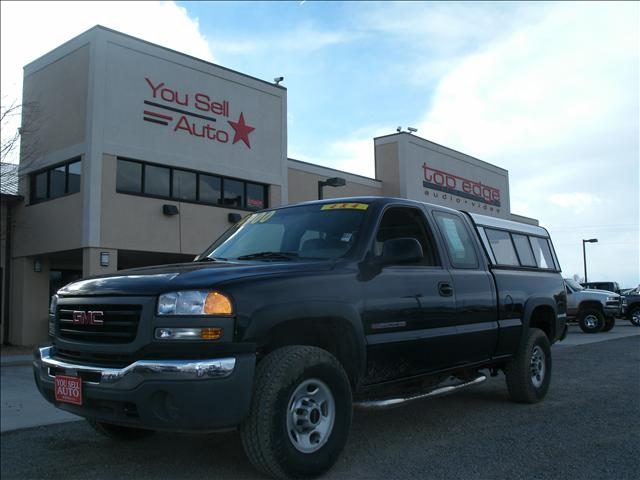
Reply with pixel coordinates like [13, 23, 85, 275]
[320, 203, 369, 211]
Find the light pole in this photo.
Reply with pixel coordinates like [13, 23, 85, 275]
[582, 238, 598, 283]
[318, 177, 346, 200]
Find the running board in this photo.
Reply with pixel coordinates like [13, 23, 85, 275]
[354, 374, 487, 411]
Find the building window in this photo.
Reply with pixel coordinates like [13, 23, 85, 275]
[172, 169, 196, 201]
[115, 157, 268, 211]
[144, 164, 170, 197]
[116, 159, 142, 193]
[246, 182, 267, 211]
[199, 174, 221, 205]
[222, 178, 244, 208]
[29, 157, 82, 204]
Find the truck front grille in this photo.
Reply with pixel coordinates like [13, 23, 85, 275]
[57, 305, 142, 344]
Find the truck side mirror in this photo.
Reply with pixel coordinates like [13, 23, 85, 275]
[381, 238, 423, 265]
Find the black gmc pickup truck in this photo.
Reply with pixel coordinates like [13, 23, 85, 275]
[34, 197, 566, 479]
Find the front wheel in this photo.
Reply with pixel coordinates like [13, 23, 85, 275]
[578, 309, 605, 333]
[240, 346, 352, 479]
[504, 328, 552, 403]
[629, 307, 640, 327]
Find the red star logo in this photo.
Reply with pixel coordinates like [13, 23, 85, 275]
[227, 112, 255, 148]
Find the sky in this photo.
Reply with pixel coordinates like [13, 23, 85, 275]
[1, 1, 638, 286]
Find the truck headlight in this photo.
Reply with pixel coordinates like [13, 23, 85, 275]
[157, 291, 233, 316]
[606, 296, 619, 302]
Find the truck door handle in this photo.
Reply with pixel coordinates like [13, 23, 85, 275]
[438, 282, 453, 297]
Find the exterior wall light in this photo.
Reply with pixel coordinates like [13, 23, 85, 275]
[100, 252, 110, 267]
[33, 258, 43, 273]
[228, 213, 242, 223]
[318, 177, 346, 200]
[163, 204, 179, 216]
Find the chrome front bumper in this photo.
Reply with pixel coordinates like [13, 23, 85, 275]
[34, 346, 236, 389]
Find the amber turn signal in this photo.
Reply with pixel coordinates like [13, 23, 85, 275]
[201, 327, 224, 340]
[203, 292, 233, 315]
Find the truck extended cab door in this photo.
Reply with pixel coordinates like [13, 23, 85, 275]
[431, 210, 498, 365]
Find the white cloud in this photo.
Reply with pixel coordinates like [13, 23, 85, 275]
[549, 193, 603, 214]
[1, 1, 212, 163]
[413, 2, 639, 286]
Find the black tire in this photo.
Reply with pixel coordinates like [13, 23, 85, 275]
[240, 346, 352, 479]
[629, 306, 640, 327]
[578, 309, 605, 333]
[87, 419, 155, 440]
[601, 316, 616, 332]
[504, 328, 551, 404]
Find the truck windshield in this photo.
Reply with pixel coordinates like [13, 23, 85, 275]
[199, 203, 370, 261]
[564, 278, 584, 291]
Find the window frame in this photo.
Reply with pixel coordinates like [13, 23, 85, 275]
[115, 157, 268, 212]
[29, 157, 82, 205]
[480, 226, 560, 272]
[369, 204, 442, 268]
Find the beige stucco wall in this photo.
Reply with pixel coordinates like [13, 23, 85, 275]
[100, 154, 250, 255]
[9, 256, 50, 346]
[374, 142, 401, 197]
[11, 188, 84, 257]
[21, 44, 89, 164]
[288, 166, 382, 203]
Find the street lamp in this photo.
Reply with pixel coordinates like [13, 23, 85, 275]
[582, 238, 598, 283]
[318, 177, 346, 200]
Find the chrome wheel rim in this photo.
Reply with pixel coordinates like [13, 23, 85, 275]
[287, 378, 335, 454]
[584, 314, 598, 329]
[632, 310, 640, 326]
[530, 346, 546, 388]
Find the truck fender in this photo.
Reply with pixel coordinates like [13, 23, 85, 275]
[243, 301, 367, 385]
[519, 297, 559, 346]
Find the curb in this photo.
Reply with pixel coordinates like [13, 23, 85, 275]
[1, 355, 33, 368]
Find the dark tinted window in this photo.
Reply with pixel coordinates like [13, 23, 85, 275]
[117, 159, 142, 193]
[30, 158, 82, 204]
[67, 161, 81, 194]
[433, 212, 478, 268]
[49, 165, 66, 199]
[223, 178, 244, 208]
[512, 233, 537, 267]
[199, 174, 221, 204]
[33, 172, 48, 203]
[246, 182, 266, 211]
[172, 169, 196, 201]
[486, 228, 519, 266]
[144, 165, 170, 197]
[374, 207, 438, 266]
[530, 236, 555, 269]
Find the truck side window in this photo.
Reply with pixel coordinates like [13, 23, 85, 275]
[433, 212, 478, 269]
[485, 228, 519, 266]
[374, 207, 438, 266]
[529, 236, 555, 269]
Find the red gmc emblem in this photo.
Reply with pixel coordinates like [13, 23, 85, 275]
[72, 311, 104, 326]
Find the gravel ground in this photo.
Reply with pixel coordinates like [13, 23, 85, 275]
[1, 335, 639, 479]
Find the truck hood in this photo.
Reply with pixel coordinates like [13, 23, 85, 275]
[578, 289, 619, 298]
[57, 260, 334, 297]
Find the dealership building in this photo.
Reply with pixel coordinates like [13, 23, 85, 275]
[0, 26, 536, 346]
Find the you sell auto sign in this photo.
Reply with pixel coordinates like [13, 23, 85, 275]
[144, 77, 256, 148]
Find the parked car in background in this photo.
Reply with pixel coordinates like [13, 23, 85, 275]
[581, 281, 621, 294]
[621, 286, 640, 327]
[565, 278, 622, 333]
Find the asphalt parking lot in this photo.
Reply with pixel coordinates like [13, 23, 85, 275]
[1, 329, 639, 479]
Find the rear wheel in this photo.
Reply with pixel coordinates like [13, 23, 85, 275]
[629, 307, 640, 327]
[601, 316, 616, 332]
[578, 309, 605, 333]
[87, 420, 154, 440]
[504, 328, 551, 403]
[240, 346, 352, 479]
